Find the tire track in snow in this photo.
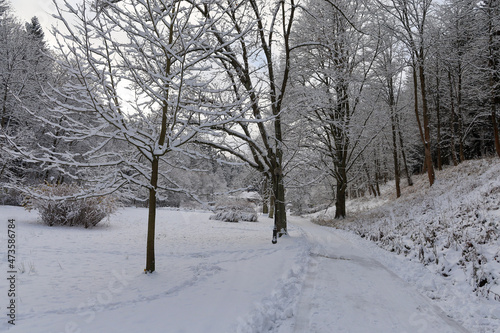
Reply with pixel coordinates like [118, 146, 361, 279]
[292, 254, 318, 333]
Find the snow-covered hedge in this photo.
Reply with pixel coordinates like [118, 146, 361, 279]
[210, 199, 258, 222]
[24, 183, 118, 228]
[314, 158, 500, 301]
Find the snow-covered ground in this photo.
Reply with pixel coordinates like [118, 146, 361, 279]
[1, 199, 499, 332]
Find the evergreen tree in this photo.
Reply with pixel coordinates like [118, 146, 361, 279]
[25, 16, 44, 40]
[0, 0, 9, 17]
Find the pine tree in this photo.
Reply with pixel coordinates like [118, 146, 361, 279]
[25, 17, 44, 40]
[0, 0, 9, 17]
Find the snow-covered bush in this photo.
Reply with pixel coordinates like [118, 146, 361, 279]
[24, 183, 118, 228]
[210, 199, 258, 222]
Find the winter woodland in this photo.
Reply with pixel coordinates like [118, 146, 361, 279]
[1, 0, 499, 309]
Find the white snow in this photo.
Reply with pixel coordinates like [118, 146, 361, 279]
[1, 200, 499, 332]
[236, 191, 262, 202]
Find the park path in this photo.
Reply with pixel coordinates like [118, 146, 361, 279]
[282, 218, 471, 333]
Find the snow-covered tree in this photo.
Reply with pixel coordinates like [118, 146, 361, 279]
[7, 0, 243, 273]
[431, 0, 481, 163]
[289, 0, 381, 218]
[371, 12, 414, 197]
[192, 0, 299, 238]
[0, 4, 57, 202]
[376, 0, 436, 186]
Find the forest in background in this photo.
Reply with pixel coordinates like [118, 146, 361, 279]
[1, 0, 499, 270]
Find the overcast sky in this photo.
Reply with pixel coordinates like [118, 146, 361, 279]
[10, 0, 81, 45]
[11, 0, 57, 27]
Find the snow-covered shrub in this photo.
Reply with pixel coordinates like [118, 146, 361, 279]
[209, 199, 258, 222]
[0, 188, 22, 206]
[24, 183, 117, 228]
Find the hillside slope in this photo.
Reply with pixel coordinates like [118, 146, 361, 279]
[314, 158, 500, 301]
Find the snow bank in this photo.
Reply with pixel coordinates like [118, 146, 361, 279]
[316, 158, 500, 301]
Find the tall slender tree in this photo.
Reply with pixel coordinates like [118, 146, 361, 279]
[378, 0, 436, 186]
[374, 30, 406, 197]
[290, 0, 381, 218]
[193, 0, 298, 236]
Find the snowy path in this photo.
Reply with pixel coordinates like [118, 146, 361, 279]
[278, 218, 472, 333]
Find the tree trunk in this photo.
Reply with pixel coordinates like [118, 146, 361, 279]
[447, 70, 459, 166]
[145, 157, 159, 273]
[269, 193, 275, 219]
[363, 163, 377, 197]
[493, 105, 500, 158]
[335, 169, 347, 219]
[375, 147, 385, 193]
[272, 72, 287, 234]
[388, 76, 401, 197]
[273, 170, 287, 236]
[395, 112, 413, 186]
[1, 82, 9, 128]
[457, 65, 465, 162]
[262, 177, 269, 215]
[333, 82, 350, 219]
[435, 65, 442, 170]
[391, 120, 401, 198]
[262, 201, 269, 215]
[418, 58, 435, 186]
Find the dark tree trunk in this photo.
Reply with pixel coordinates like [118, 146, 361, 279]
[435, 64, 443, 171]
[447, 70, 459, 166]
[412, 62, 434, 186]
[335, 167, 347, 219]
[363, 162, 377, 197]
[457, 65, 465, 162]
[333, 81, 350, 219]
[418, 58, 435, 186]
[145, 157, 159, 273]
[269, 193, 275, 219]
[396, 112, 413, 186]
[493, 105, 500, 158]
[487, 0, 500, 158]
[273, 170, 287, 235]
[272, 97, 287, 235]
[388, 76, 401, 197]
[262, 177, 269, 215]
[1, 83, 9, 128]
[144, 18, 175, 273]
[391, 120, 401, 198]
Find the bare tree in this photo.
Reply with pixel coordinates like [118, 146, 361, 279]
[7, 0, 240, 273]
[377, 0, 436, 186]
[192, 0, 298, 239]
[374, 30, 407, 197]
[289, 0, 381, 218]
